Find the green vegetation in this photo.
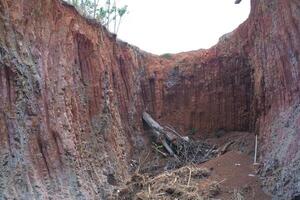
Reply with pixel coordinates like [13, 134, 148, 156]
[160, 53, 172, 59]
[64, 0, 128, 34]
[189, 127, 198, 135]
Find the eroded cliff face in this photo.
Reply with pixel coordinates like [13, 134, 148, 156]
[0, 1, 155, 198]
[244, 1, 300, 198]
[0, 0, 299, 199]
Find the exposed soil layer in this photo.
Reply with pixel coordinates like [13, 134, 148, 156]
[0, 0, 299, 199]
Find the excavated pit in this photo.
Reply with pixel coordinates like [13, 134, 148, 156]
[0, 0, 299, 199]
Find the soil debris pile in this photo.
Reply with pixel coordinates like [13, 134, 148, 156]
[117, 147, 271, 200]
[114, 166, 219, 200]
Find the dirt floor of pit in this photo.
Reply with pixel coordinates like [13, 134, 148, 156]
[200, 151, 271, 200]
[111, 132, 271, 200]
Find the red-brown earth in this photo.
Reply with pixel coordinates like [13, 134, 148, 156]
[0, 0, 299, 199]
[201, 151, 270, 200]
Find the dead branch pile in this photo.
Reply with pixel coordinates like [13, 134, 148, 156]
[167, 140, 217, 170]
[114, 166, 220, 200]
[142, 112, 217, 169]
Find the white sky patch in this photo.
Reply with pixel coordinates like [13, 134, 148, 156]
[117, 0, 250, 55]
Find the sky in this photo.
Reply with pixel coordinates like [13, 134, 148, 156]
[116, 0, 251, 55]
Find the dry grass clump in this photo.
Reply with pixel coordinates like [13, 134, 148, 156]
[232, 188, 245, 200]
[115, 166, 220, 200]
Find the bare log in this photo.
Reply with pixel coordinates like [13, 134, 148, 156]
[143, 112, 178, 142]
[165, 125, 189, 142]
[142, 112, 164, 132]
[152, 129, 176, 156]
[143, 112, 177, 157]
[162, 138, 175, 157]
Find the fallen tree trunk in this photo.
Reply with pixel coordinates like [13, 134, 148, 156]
[142, 112, 177, 157]
[142, 112, 178, 142]
[142, 112, 163, 132]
